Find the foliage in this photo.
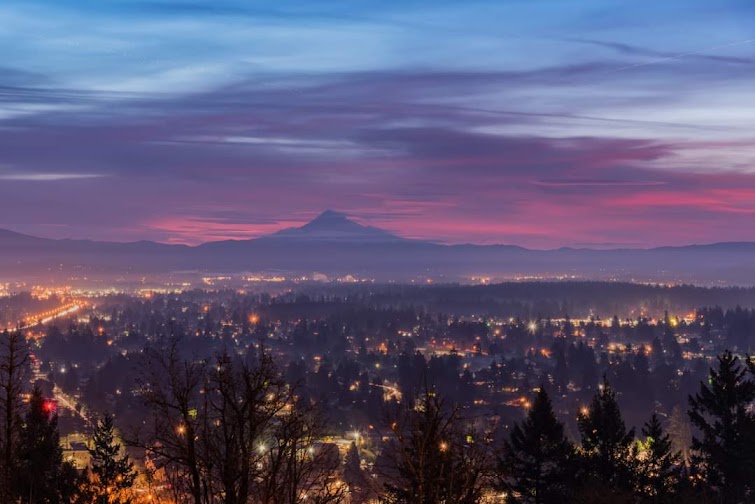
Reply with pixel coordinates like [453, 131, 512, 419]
[498, 387, 574, 504]
[577, 376, 638, 494]
[688, 350, 755, 503]
[88, 413, 137, 504]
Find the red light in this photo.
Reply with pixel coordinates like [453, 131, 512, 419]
[43, 400, 56, 414]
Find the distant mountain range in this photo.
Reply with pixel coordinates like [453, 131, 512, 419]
[2, 210, 755, 285]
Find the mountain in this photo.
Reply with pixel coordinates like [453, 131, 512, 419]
[266, 210, 406, 243]
[1, 210, 755, 285]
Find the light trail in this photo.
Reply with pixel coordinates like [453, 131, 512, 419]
[53, 385, 91, 425]
[16, 303, 81, 330]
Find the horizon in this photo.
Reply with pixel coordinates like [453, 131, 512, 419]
[3, 208, 755, 251]
[2, 1, 755, 248]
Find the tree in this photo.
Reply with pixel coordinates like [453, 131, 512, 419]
[637, 413, 682, 503]
[688, 350, 755, 503]
[553, 351, 568, 396]
[378, 389, 491, 504]
[131, 338, 205, 504]
[16, 385, 80, 503]
[661, 313, 682, 366]
[667, 405, 692, 465]
[650, 337, 665, 369]
[343, 442, 368, 501]
[132, 339, 345, 504]
[89, 413, 137, 504]
[0, 330, 30, 500]
[576, 377, 637, 496]
[497, 387, 574, 504]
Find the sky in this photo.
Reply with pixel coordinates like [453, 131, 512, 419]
[1, 0, 755, 248]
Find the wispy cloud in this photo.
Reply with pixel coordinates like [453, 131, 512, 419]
[1, 0, 755, 246]
[0, 172, 106, 181]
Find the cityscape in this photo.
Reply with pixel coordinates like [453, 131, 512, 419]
[2, 1, 755, 504]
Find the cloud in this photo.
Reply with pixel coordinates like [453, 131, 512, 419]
[0, 172, 106, 181]
[568, 38, 755, 65]
[2, 0, 755, 247]
[533, 179, 668, 187]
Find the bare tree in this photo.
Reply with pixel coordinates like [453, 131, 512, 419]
[377, 389, 492, 504]
[255, 402, 344, 504]
[132, 340, 345, 504]
[0, 330, 30, 501]
[130, 338, 206, 504]
[199, 349, 286, 503]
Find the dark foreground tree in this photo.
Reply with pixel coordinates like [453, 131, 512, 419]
[16, 385, 81, 503]
[497, 387, 574, 504]
[688, 350, 755, 503]
[132, 339, 345, 504]
[0, 330, 30, 501]
[575, 377, 638, 501]
[637, 413, 682, 503]
[133, 339, 204, 504]
[88, 413, 137, 504]
[377, 388, 491, 504]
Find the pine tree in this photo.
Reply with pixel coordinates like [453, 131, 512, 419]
[16, 385, 80, 503]
[662, 313, 682, 366]
[576, 376, 637, 494]
[637, 413, 682, 503]
[88, 413, 136, 504]
[650, 336, 665, 369]
[343, 441, 362, 487]
[688, 350, 755, 502]
[498, 387, 574, 504]
[553, 351, 568, 396]
[344, 441, 368, 502]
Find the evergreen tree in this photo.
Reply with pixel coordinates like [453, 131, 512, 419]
[688, 350, 755, 503]
[637, 413, 682, 503]
[553, 351, 568, 396]
[88, 413, 136, 504]
[650, 336, 665, 369]
[344, 441, 369, 502]
[576, 376, 637, 495]
[662, 313, 682, 366]
[16, 385, 80, 503]
[343, 441, 362, 487]
[498, 387, 574, 504]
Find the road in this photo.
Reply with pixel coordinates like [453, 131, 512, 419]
[17, 303, 81, 330]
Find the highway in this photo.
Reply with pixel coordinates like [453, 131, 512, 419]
[16, 303, 81, 330]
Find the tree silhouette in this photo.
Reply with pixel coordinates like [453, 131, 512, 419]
[0, 330, 29, 501]
[576, 376, 637, 496]
[498, 387, 574, 504]
[16, 385, 80, 503]
[688, 350, 755, 502]
[343, 442, 361, 486]
[88, 413, 137, 504]
[132, 340, 345, 504]
[637, 413, 682, 503]
[378, 388, 491, 504]
[343, 441, 372, 503]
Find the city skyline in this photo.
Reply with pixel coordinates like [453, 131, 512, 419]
[2, 0, 755, 248]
